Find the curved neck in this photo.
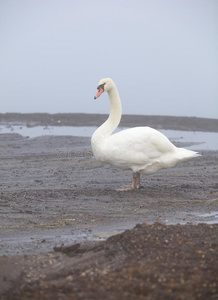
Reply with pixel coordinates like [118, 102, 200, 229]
[94, 85, 122, 139]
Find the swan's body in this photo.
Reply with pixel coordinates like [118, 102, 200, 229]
[91, 78, 201, 189]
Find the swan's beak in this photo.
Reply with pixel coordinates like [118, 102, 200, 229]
[94, 87, 104, 99]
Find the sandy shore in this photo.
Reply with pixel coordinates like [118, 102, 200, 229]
[0, 113, 217, 299]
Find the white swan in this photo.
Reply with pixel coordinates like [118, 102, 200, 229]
[91, 78, 201, 190]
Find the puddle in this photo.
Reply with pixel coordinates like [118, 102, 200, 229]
[193, 211, 218, 224]
[0, 222, 136, 256]
[0, 125, 95, 138]
[165, 211, 218, 225]
[1, 214, 217, 256]
[0, 125, 218, 150]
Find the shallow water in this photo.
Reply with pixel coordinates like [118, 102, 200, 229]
[0, 125, 218, 150]
[0, 222, 134, 255]
[194, 211, 218, 224]
[2, 212, 218, 255]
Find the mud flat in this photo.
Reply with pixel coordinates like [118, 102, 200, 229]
[0, 113, 217, 299]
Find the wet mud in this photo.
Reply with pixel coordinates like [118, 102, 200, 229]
[0, 113, 217, 299]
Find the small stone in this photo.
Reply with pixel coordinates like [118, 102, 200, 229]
[66, 275, 74, 281]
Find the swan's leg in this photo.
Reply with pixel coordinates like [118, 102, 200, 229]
[131, 172, 141, 189]
[117, 172, 141, 191]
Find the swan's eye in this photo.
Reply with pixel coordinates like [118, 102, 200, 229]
[97, 83, 105, 91]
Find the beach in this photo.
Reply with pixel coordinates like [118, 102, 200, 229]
[0, 113, 217, 299]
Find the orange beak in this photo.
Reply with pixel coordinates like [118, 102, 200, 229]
[94, 87, 104, 99]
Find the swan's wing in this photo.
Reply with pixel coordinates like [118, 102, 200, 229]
[102, 127, 176, 169]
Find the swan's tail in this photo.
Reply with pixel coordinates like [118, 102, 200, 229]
[176, 148, 201, 162]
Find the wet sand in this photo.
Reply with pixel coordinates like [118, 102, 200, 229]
[0, 113, 217, 299]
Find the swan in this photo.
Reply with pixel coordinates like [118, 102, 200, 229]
[91, 78, 201, 190]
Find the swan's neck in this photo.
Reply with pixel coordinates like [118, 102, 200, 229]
[93, 85, 122, 140]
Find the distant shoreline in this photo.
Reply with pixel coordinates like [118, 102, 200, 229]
[0, 113, 218, 132]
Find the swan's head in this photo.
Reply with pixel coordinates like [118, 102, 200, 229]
[94, 78, 115, 99]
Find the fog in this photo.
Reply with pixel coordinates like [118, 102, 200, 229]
[0, 0, 217, 118]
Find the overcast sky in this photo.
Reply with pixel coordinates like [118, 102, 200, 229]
[0, 0, 217, 118]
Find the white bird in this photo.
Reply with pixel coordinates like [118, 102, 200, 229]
[91, 78, 201, 190]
